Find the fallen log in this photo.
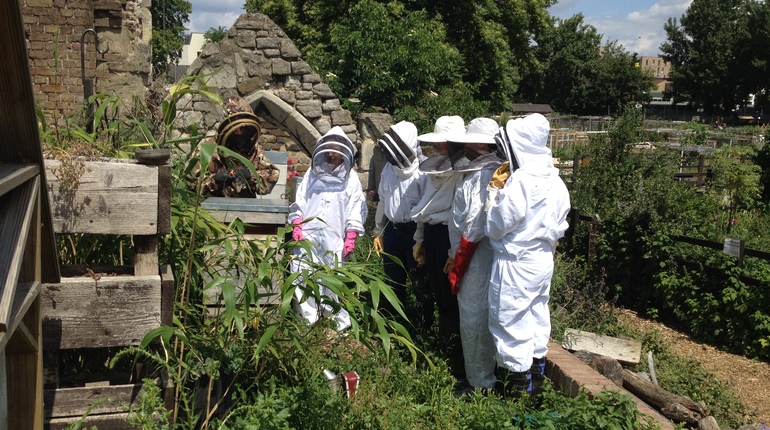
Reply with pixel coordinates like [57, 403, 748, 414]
[622, 369, 707, 425]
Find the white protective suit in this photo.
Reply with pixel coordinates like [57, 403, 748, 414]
[449, 152, 500, 389]
[485, 114, 571, 372]
[411, 168, 459, 241]
[374, 121, 427, 235]
[288, 126, 367, 331]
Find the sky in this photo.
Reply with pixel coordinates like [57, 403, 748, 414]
[548, 0, 693, 56]
[186, 0, 693, 57]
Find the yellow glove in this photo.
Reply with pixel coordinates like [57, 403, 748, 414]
[373, 235, 384, 254]
[443, 257, 453, 274]
[412, 242, 426, 268]
[489, 161, 511, 188]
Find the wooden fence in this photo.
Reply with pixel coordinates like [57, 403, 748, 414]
[564, 208, 770, 286]
[554, 152, 712, 188]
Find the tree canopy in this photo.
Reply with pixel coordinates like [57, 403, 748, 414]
[242, 0, 652, 120]
[660, 0, 767, 119]
[151, 0, 192, 80]
[204, 26, 228, 44]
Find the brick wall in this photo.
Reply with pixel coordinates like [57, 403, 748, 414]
[21, 0, 151, 126]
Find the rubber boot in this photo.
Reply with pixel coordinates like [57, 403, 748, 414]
[528, 356, 546, 407]
[495, 367, 529, 399]
[506, 370, 530, 399]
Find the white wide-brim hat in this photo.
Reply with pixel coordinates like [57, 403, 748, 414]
[447, 117, 498, 144]
[417, 115, 465, 143]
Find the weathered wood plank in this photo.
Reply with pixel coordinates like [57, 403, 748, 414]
[157, 165, 172, 235]
[44, 159, 160, 235]
[0, 281, 40, 352]
[44, 383, 146, 417]
[133, 235, 159, 277]
[0, 164, 38, 198]
[0, 177, 38, 333]
[562, 328, 642, 365]
[41, 275, 161, 349]
[160, 265, 175, 326]
[46, 413, 134, 430]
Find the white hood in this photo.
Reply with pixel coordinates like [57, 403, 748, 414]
[378, 120, 423, 172]
[504, 113, 553, 174]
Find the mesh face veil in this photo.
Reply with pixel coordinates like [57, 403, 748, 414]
[494, 127, 519, 173]
[377, 129, 417, 169]
[312, 130, 355, 181]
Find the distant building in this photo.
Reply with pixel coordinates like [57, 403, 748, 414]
[172, 32, 206, 81]
[639, 56, 672, 94]
[511, 103, 554, 119]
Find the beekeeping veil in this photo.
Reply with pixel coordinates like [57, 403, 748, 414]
[501, 113, 553, 174]
[377, 121, 422, 171]
[312, 126, 356, 183]
[446, 117, 501, 173]
[418, 115, 465, 175]
[216, 97, 261, 157]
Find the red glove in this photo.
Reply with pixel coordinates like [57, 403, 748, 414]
[343, 231, 358, 258]
[449, 236, 479, 294]
[292, 218, 304, 241]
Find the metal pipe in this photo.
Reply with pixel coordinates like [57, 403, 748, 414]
[80, 29, 108, 132]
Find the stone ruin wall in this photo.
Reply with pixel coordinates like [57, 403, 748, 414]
[173, 14, 387, 193]
[21, 0, 151, 125]
[22, 5, 385, 193]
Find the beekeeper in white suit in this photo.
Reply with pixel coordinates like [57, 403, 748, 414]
[412, 115, 467, 382]
[446, 117, 502, 396]
[288, 126, 367, 332]
[485, 113, 571, 397]
[372, 120, 427, 320]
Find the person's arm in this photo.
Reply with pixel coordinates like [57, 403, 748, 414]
[486, 172, 527, 241]
[449, 171, 489, 291]
[250, 150, 281, 196]
[344, 176, 367, 236]
[372, 167, 390, 237]
[287, 174, 309, 224]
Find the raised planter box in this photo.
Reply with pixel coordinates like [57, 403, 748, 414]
[41, 157, 174, 428]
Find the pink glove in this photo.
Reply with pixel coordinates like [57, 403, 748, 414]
[292, 218, 304, 241]
[343, 231, 358, 258]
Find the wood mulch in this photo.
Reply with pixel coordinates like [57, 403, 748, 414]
[618, 309, 770, 426]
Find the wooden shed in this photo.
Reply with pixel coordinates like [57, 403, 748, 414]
[511, 103, 554, 119]
[0, 0, 62, 428]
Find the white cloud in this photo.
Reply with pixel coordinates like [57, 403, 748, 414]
[551, 0, 693, 56]
[187, 0, 245, 33]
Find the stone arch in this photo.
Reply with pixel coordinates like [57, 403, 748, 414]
[172, 13, 359, 174]
[243, 90, 319, 157]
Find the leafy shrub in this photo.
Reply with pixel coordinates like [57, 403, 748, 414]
[551, 255, 618, 340]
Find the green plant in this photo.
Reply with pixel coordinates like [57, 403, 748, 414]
[550, 255, 619, 340]
[126, 379, 174, 430]
[105, 79, 424, 427]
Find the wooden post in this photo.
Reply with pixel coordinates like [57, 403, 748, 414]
[697, 155, 705, 187]
[588, 216, 600, 264]
[133, 235, 159, 277]
[567, 208, 579, 250]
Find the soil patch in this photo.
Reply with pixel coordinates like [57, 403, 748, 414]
[618, 309, 770, 425]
